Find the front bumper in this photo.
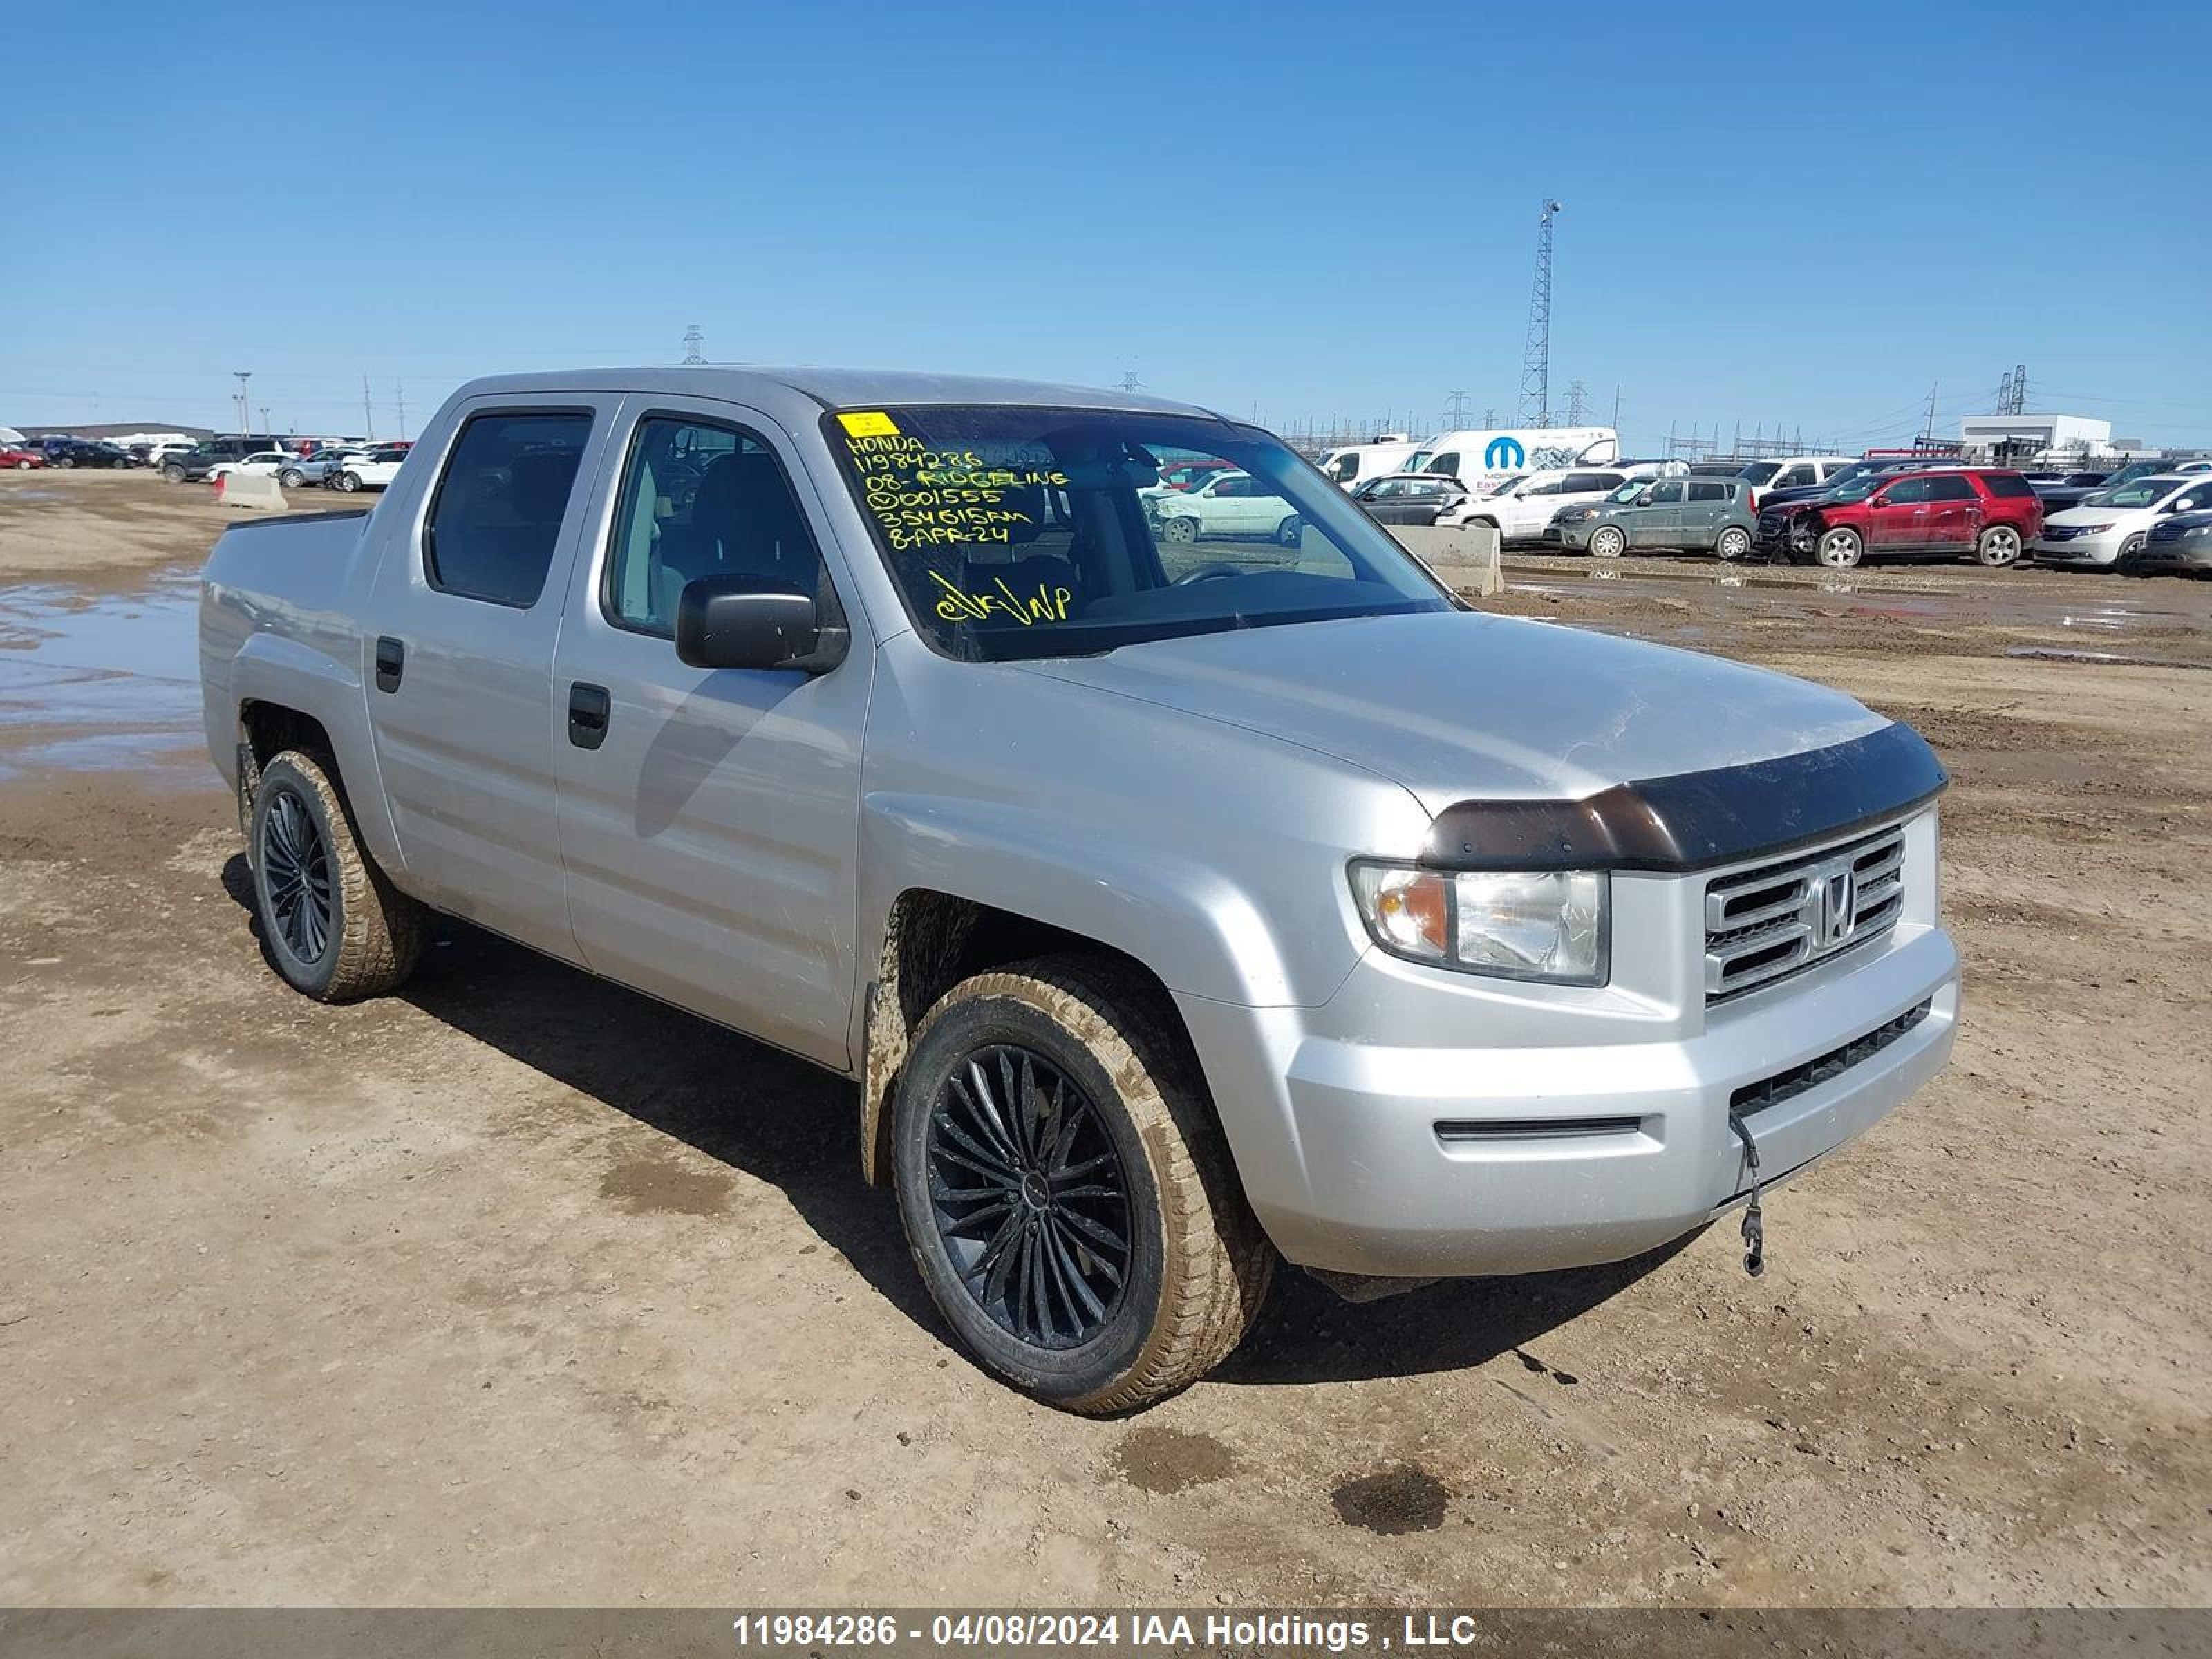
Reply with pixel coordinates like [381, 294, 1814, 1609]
[1177, 827, 1959, 1277]
[2120, 539, 2212, 574]
[2033, 529, 2125, 565]
[1546, 518, 1597, 550]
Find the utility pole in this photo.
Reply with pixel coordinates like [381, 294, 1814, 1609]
[1517, 198, 1563, 428]
[1611, 384, 1621, 429]
[233, 371, 252, 435]
[395, 382, 407, 441]
[259, 405, 270, 435]
[363, 375, 375, 441]
[682, 324, 706, 365]
[1920, 380, 1940, 446]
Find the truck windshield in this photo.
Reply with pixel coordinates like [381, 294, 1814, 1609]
[824, 404, 1452, 662]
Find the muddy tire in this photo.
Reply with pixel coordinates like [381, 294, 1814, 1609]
[1160, 515, 1197, 543]
[336, 471, 362, 493]
[248, 749, 424, 1002]
[162, 462, 187, 483]
[1974, 525, 2023, 568]
[1816, 526, 1864, 569]
[892, 956, 1274, 1414]
[1716, 525, 1752, 561]
[1588, 525, 1627, 559]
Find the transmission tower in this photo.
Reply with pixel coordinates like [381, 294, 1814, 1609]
[1564, 379, 1587, 425]
[682, 324, 706, 365]
[2003, 363, 2027, 415]
[1997, 369, 2014, 414]
[1481, 408, 1499, 429]
[1118, 364, 1142, 391]
[1445, 390, 1472, 427]
[1517, 199, 1564, 428]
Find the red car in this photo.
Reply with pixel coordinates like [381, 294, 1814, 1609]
[1, 444, 47, 471]
[1784, 467, 2043, 570]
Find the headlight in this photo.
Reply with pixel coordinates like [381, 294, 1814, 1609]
[1348, 862, 1609, 986]
[2071, 522, 2112, 534]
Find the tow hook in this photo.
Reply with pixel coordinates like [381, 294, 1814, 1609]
[1727, 1108, 1767, 1277]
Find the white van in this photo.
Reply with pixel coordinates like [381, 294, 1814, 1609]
[1412, 427, 1620, 488]
[1315, 440, 1423, 491]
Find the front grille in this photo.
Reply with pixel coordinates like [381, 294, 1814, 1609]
[1730, 1000, 1932, 1116]
[1704, 821, 1907, 1003]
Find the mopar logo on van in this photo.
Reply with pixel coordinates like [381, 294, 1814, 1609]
[1484, 435, 1526, 469]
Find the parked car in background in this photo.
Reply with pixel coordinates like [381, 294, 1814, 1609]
[1149, 469, 1302, 545]
[330, 443, 414, 492]
[2024, 470, 2112, 517]
[1753, 458, 1978, 554]
[37, 436, 127, 469]
[2034, 474, 2212, 568]
[274, 451, 346, 488]
[147, 440, 198, 472]
[1436, 467, 1633, 543]
[1784, 469, 2045, 569]
[2120, 509, 2212, 577]
[1736, 456, 1855, 509]
[1349, 471, 1469, 527]
[1687, 462, 1746, 477]
[196, 364, 1960, 1410]
[2090, 458, 2211, 491]
[162, 435, 292, 482]
[207, 449, 299, 482]
[1316, 440, 1422, 490]
[1, 444, 48, 470]
[1550, 475, 1756, 559]
[1151, 456, 1231, 493]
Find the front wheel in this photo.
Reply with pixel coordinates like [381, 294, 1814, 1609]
[1816, 526, 1864, 569]
[335, 471, 362, 492]
[892, 957, 1274, 1414]
[1588, 525, 1627, 559]
[279, 468, 306, 489]
[1716, 525, 1752, 561]
[249, 749, 424, 1001]
[1159, 515, 1197, 543]
[12, 459, 30, 471]
[162, 463, 186, 483]
[2115, 532, 2147, 567]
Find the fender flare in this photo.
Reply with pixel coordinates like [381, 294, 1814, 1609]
[227, 630, 406, 874]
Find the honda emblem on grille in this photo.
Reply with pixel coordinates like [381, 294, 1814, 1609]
[1815, 867, 1856, 947]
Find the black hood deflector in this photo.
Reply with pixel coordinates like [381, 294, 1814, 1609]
[1423, 721, 1947, 874]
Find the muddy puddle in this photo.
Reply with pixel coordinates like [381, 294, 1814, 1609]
[0, 575, 204, 781]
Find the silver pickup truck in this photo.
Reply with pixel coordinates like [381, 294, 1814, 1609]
[199, 368, 1960, 1412]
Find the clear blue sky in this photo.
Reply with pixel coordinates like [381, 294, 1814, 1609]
[5, 1, 2209, 451]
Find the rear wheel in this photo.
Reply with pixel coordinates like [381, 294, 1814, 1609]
[1716, 525, 1752, 561]
[12, 459, 30, 471]
[249, 749, 424, 1001]
[279, 467, 306, 489]
[1588, 525, 1627, 559]
[1275, 514, 1302, 547]
[161, 462, 186, 483]
[1816, 526, 1864, 569]
[892, 957, 1273, 1414]
[1974, 525, 2022, 568]
[336, 471, 362, 493]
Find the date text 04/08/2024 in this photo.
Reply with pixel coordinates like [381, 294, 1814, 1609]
[731, 1611, 1494, 1651]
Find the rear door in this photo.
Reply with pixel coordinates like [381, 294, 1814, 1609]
[1918, 474, 1981, 551]
[1683, 478, 1732, 546]
[362, 395, 619, 961]
[548, 400, 871, 1068]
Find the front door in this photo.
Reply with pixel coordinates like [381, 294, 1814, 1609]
[363, 396, 619, 961]
[1864, 476, 1931, 551]
[549, 402, 871, 1069]
[1633, 479, 1687, 547]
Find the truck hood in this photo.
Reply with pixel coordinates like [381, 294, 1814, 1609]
[1015, 610, 1888, 814]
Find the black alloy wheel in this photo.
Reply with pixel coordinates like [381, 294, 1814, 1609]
[926, 1044, 1133, 1349]
[258, 782, 335, 971]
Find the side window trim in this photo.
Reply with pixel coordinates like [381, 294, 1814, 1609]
[420, 405, 597, 611]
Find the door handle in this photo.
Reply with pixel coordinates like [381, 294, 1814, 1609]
[568, 682, 611, 750]
[374, 636, 404, 693]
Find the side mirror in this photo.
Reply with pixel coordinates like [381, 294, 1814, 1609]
[675, 576, 848, 673]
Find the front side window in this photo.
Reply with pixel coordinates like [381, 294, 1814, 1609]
[604, 416, 826, 637]
[1738, 461, 1783, 486]
[1427, 451, 1460, 476]
[824, 404, 1450, 662]
[1883, 478, 1935, 505]
[423, 411, 592, 608]
[1647, 481, 1686, 505]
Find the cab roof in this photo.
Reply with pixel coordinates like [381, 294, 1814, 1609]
[448, 366, 1222, 422]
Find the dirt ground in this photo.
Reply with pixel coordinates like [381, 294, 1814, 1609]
[1, 468, 2207, 1609]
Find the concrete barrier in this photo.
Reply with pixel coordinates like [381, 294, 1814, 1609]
[214, 471, 287, 511]
[1393, 523, 1503, 597]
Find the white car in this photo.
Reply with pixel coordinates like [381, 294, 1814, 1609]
[330, 444, 412, 492]
[2035, 474, 2212, 567]
[1437, 466, 1635, 543]
[1150, 470, 1302, 546]
[206, 449, 299, 482]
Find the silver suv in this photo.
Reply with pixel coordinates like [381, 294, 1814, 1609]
[198, 368, 1961, 1412]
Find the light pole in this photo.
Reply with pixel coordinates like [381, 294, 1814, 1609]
[233, 371, 252, 435]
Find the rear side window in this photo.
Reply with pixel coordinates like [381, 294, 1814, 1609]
[1982, 473, 2036, 498]
[1688, 480, 1729, 503]
[424, 411, 592, 608]
[1923, 476, 1976, 502]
